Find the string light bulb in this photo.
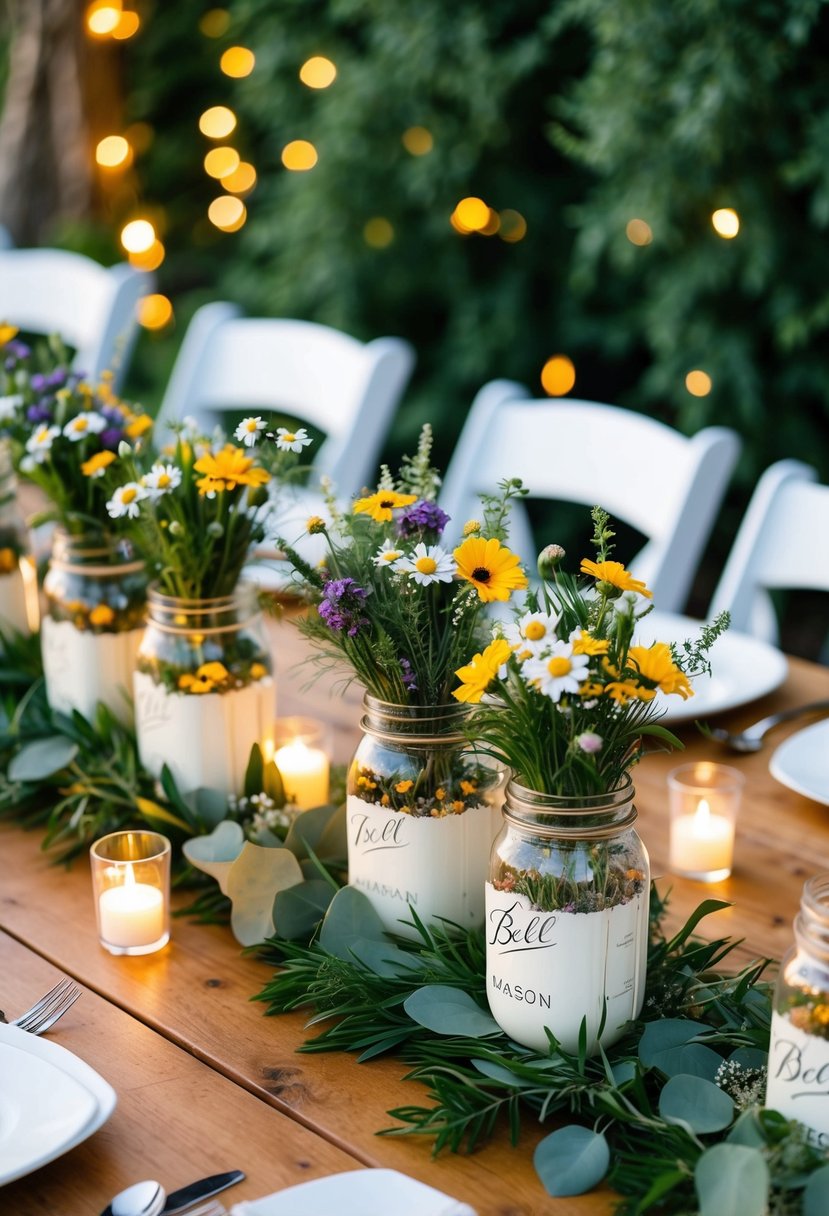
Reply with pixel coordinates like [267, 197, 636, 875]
[541, 355, 576, 397]
[111, 9, 139, 39]
[120, 219, 155, 254]
[95, 135, 133, 169]
[686, 370, 713, 396]
[498, 209, 527, 243]
[199, 9, 230, 37]
[86, 2, 121, 36]
[222, 162, 257, 195]
[402, 127, 433, 156]
[220, 47, 255, 78]
[208, 195, 247, 232]
[712, 209, 740, 238]
[451, 197, 490, 233]
[281, 141, 318, 171]
[299, 57, 337, 88]
[626, 218, 653, 246]
[204, 147, 240, 179]
[199, 107, 237, 139]
[363, 218, 394, 248]
[137, 295, 174, 330]
[128, 240, 165, 271]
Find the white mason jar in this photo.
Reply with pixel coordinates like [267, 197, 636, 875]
[0, 446, 39, 640]
[766, 873, 829, 1149]
[486, 777, 649, 1055]
[346, 697, 505, 940]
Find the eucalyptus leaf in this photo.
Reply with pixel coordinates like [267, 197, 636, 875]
[659, 1074, 734, 1134]
[804, 1164, 829, 1216]
[472, 1059, 538, 1088]
[244, 743, 264, 797]
[639, 1018, 713, 1064]
[187, 786, 229, 829]
[694, 1144, 769, 1216]
[727, 1109, 767, 1148]
[273, 878, 335, 940]
[348, 937, 421, 977]
[319, 886, 390, 953]
[611, 1060, 637, 1087]
[226, 842, 304, 946]
[404, 985, 501, 1037]
[182, 820, 245, 895]
[648, 1043, 724, 1081]
[727, 1046, 768, 1070]
[533, 1125, 610, 1197]
[285, 802, 346, 861]
[8, 736, 78, 781]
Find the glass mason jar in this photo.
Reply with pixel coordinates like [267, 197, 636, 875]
[0, 445, 39, 639]
[486, 778, 649, 1055]
[41, 531, 146, 724]
[133, 582, 275, 798]
[766, 873, 829, 1148]
[347, 698, 506, 940]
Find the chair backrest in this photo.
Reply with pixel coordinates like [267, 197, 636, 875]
[155, 302, 415, 497]
[708, 459, 829, 643]
[0, 248, 151, 390]
[439, 380, 742, 613]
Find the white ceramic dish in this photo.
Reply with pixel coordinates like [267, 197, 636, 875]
[769, 719, 829, 806]
[636, 611, 788, 725]
[0, 1021, 117, 1184]
[230, 1168, 477, 1216]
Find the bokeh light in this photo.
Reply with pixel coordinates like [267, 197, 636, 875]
[626, 218, 653, 246]
[204, 147, 240, 179]
[452, 197, 490, 233]
[402, 126, 433, 156]
[479, 210, 501, 236]
[363, 218, 394, 248]
[220, 47, 256, 78]
[498, 209, 527, 243]
[281, 140, 318, 171]
[712, 208, 740, 238]
[111, 10, 139, 39]
[199, 107, 237, 139]
[541, 355, 576, 397]
[686, 370, 713, 396]
[222, 162, 257, 194]
[95, 135, 133, 169]
[199, 9, 230, 37]
[299, 57, 337, 88]
[128, 240, 165, 271]
[208, 195, 247, 232]
[120, 219, 156, 254]
[86, 2, 121, 36]
[137, 295, 174, 330]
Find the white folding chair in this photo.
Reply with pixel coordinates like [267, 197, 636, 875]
[0, 247, 151, 389]
[708, 459, 829, 644]
[439, 380, 742, 613]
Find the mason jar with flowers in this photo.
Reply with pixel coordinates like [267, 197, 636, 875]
[107, 420, 310, 798]
[277, 425, 528, 939]
[0, 330, 152, 722]
[453, 507, 729, 1055]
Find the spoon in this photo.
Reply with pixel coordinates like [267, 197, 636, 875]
[704, 699, 829, 753]
[111, 1180, 165, 1216]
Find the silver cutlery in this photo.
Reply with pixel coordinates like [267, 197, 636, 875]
[103, 1170, 245, 1216]
[0, 977, 82, 1034]
[706, 699, 829, 753]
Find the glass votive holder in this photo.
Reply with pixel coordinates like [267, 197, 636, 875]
[271, 716, 331, 811]
[90, 830, 171, 955]
[667, 761, 745, 882]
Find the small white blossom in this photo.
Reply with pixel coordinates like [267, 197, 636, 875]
[234, 416, 267, 447]
[141, 463, 182, 500]
[396, 543, 456, 586]
[0, 393, 23, 420]
[106, 482, 147, 519]
[576, 731, 603, 754]
[25, 423, 61, 461]
[374, 539, 405, 568]
[504, 611, 560, 659]
[522, 641, 590, 703]
[63, 411, 107, 441]
[274, 426, 312, 453]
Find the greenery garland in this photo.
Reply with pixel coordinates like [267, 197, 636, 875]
[254, 890, 829, 1215]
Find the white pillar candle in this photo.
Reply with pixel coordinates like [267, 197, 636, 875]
[98, 866, 165, 948]
[669, 797, 735, 878]
[274, 738, 330, 810]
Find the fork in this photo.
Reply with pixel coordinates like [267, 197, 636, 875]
[705, 699, 829, 753]
[0, 978, 82, 1034]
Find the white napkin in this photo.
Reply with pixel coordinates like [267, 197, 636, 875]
[230, 1168, 478, 1216]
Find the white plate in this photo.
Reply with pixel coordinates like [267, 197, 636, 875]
[0, 1021, 117, 1184]
[230, 1168, 477, 1216]
[635, 611, 788, 725]
[769, 719, 829, 806]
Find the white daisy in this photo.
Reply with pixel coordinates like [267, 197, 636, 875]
[63, 411, 107, 442]
[374, 539, 405, 568]
[397, 543, 456, 587]
[274, 426, 312, 453]
[106, 482, 147, 519]
[25, 424, 61, 461]
[234, 416, 267, 447]
[503, 610, 559, 660]
[522, 641, 590, 703]
[0, 393, 23, 421]
[141, 463, 182, 500]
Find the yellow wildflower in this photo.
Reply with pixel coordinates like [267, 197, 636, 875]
[0, 323, 19, 346]
[572, 631, 610, 656]
[0, 548, 17, 573]
[435, 787, 446, 801]
[395, 779, 414, 794]
[89, 604, 115, 627]
[628, 643, 693, 700]
[306, 515, 326, 534]
[453, 637, 513, 703]
[196, 661, 230, 683]
[604, 680, 644, 705]
[179, 673, 215, 694]
[249, 662, 268, 680]
[454, 536, 528, 603]
[451, 800, 465, 814]
[125, 414, 154, 439]
[462, 519, 481, 536]
[193, 445, 271, 494]
[352, 488, 417, 522]
[81, 450, 116, 478]
[460, 780, 478, 795]
[579, 558, 652, 599]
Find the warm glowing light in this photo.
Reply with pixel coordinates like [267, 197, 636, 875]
[626, 218, 653, 246]
[199, 106, 237, 139]
[204, 146, 240, 179]
[281, 140, 318, 171]
[128, 240, 165, 271]
[686, 370, 713, 397]
[402, 126, 433, 156]
[363, 218, 394, 248]
[86, 2, 121, 36]
[120, 219, 156, 254]
[220, 46, 256, 78]
[712, 208, 740, 238]
[452, 197, 490, 233]
[479, 209, 501, 237]
[199, 9, 230, 38]
[111, 9, 139, 39]
[125, 122, 153, 153]
[449, 211, 469, 236]
[222, 162, 257, 194]
[137, 295, 174, 330]
[208, 195, 247, 232]
[95, 135, 132, 169]
[299, 57, 337, 89]
[498, 209, 527, 243]
[541, 355, 576, 397]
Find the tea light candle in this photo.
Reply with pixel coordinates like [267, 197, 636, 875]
[667, 762, 744, 882]
[98, 865, 164, 948]
[275, 737, 330, 810]
[90, 830, 171, 955]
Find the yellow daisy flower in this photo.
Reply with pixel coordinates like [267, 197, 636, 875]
[0, 324, 19, 346]
[453, 537, 528, 603]
[81, 450, 116, 478]
[125, 413, 153, 439]
[579, 558, 652, 599]
[628, 642, 693, 699]
[196, 661, 230, 683]
[453, 637, 513, 703]
[89, 604, 115, 627]
[395, 779, 414, 793]
[352, 489, 417, 522]
[193, 445, 271, 494]
[572, 631, 610, 656]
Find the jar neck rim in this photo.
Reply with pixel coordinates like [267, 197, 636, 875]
[795, 873, 829, 964]
[503, 775, 637, 840]
[51, 528, 142, 571]
[361, 695, 471, 744]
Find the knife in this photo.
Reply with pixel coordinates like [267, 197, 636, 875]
[100, 1170, 246, 1216]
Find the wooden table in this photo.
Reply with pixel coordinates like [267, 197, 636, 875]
[2, 615, 828, 1214]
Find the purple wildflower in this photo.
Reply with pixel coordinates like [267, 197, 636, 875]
[26, 403, 53, 424]
[318, 577, 369, 637]
[101, 427, 125, 450]
[400, 657, 418, 691]
[397, 500, 450, 539]
[4, 339, 31, 363]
